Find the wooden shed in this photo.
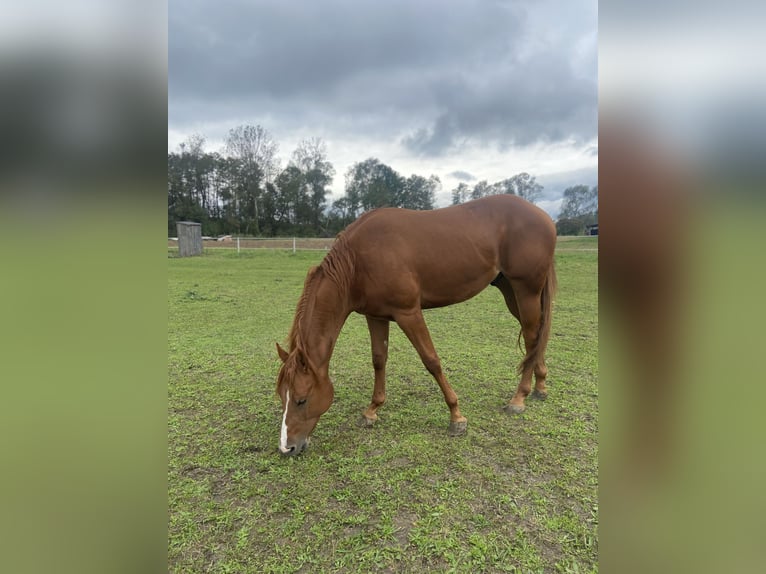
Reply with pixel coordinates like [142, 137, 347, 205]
[176, 221, 203, 257]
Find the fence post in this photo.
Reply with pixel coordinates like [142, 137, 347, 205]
[237, 237, 240, 254]
[293, 237, 296, 255]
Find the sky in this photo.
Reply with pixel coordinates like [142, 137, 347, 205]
[169, 0, 598, 217]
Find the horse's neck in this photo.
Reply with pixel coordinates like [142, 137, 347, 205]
[301, 275, 351, 373]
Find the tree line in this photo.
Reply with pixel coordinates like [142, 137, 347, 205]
[450, 176, 597, 235]
[168, 124, 597, 237]
[554, 184, 598, 235]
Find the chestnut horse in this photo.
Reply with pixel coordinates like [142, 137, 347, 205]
[275, 194, 557, 455]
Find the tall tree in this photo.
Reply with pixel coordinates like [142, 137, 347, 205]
[258, 182, 280, 236]
[402, 174, 439, 210]
[559, 185, 598, 219]
[470, 180, 491, 200]
[451, 182, 471, 205]
[224, 125, 280, 235]
[274, 165, 307, 230]
[216, 155, 242, 233]
[224, 125, 280, 183]
[167, 134, 215, 235]
[327, 196, 353, 234]
[501, 172, 544, 203]
[556, 184, 598, 235]
[290, 138, 335, 234]
[450, 172, 544, 205]
[345, 158, 404, 212]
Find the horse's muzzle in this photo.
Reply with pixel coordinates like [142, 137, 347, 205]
[279, 439, 308, 457]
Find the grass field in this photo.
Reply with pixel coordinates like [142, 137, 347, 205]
[168, 237, 598, 573]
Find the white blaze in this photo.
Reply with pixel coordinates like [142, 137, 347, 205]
[279, 390, 290, 453]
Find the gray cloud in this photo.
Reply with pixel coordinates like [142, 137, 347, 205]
[402, 47, 597, 155]
[447, 170, 477, 182]
[170, 1, 518, 113]
[170, 0, 597, 155]
[537, 166, 598, 201]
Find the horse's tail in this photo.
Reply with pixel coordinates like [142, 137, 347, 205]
[520, 261, 557, 374]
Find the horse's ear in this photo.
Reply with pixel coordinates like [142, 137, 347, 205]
[276, 343, 289, 362]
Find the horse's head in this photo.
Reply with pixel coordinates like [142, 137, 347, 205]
[275, 343, 334, 456]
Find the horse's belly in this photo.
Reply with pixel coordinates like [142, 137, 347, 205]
[419, 270, 497, 309]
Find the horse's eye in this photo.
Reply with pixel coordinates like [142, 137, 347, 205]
[296, 398, 307, 406]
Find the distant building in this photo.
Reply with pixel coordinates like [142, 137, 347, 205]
[586, 223, 598, 236]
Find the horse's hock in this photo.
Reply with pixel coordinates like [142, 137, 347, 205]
[177, 221, 203, 257]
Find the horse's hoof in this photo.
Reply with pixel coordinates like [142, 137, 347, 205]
[530, 389, 548, 400]
[358, 414, 376, 428]
[448, 420, 467, 436]
[503, 403, 526, 415]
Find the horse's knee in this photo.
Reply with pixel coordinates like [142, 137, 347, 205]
[372, 351, 387, 371]
[422, 354, 441, 376]
[522, 327, 539, 347]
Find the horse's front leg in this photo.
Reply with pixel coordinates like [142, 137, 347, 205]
[394, 308, 467, 436]
[360, 316, 389, 427]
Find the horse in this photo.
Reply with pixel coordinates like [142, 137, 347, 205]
[275, 194, 557, 455]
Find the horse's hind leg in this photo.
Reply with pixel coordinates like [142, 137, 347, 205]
[502, 279, 546, 414]
[492, 275, 549, 404]
[361, 316, 389, 427]
[394, 308, 467, 436]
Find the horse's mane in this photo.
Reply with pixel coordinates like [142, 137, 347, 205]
[286, 231, 356, 353]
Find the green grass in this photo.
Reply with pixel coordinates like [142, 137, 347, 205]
[169, 244, 597, 573]
[555, 236, 598, 250]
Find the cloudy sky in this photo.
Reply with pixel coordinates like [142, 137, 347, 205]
[169, 0, 597, 217]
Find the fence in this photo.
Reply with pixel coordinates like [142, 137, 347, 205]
[167, 236, 336, 254]
[168, 235, 597, 256]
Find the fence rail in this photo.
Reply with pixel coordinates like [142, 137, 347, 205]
[168, 235, 597, 255]
[167, 236, 336, 253]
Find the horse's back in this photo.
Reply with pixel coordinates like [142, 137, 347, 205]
[344, 195, 555, 312]
[345, 195, 555, 267]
